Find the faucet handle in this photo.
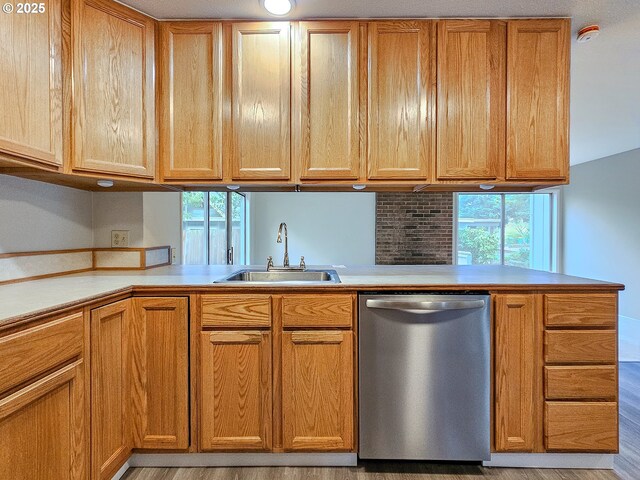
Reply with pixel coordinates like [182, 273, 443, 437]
[299, 256, 306, 269]
[266, 256, 273, 270]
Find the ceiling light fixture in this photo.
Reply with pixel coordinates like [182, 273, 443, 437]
[261, 0, 294, 16]
[97, 179, 114, 188]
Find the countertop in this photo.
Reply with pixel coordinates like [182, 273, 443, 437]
[0, 265, 624, 327]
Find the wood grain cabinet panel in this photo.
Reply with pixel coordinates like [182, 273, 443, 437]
[296, 21, 360, 180]
[200, 330, 272, 451]
[545, 330, 616, 364]
[0, 0, 63, 168]
[436, 20, 505, 181]
[545, 402, 618, 452]
[71, 0, 155, 179]
[506, 19, 569, 181]
[494, 294, 539, 452]
[282, 330, 354, 451]
[159, 22, 223, 181]
[0, 361, 86, 480]
[130, 298, 189, 450]
[90, 300, 132, 480]
[367, 21, 434, 181]
[201, 294, 272, 328]
[282, 294, 353, 328]
[230, 22, 290, 181]
[544, 293, 617, 328]
[545, 366, 617, 400]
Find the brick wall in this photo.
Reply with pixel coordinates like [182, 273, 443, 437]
[376, 192, 454, 265]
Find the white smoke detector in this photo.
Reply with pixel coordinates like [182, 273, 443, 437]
[577, 25, 600, 43]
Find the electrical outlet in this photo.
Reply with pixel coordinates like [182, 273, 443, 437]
[171, 248, 177, 264]
[111, 230, 130, 248]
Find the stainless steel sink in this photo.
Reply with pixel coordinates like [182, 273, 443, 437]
[215, 269, 341, 284]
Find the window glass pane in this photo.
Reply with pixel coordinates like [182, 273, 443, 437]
[231, 193, 246, 265]
[457, 194, 502, 265]
[181, 192, 206, 265]
[504, 193, 552, 271]
[209, 192, 228, 265]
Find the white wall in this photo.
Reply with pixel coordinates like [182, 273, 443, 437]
[0, 175, 93, 253]
[143, 192, 182, 262]
[250, 192, 376, 266]
[92, 192, 144, 247]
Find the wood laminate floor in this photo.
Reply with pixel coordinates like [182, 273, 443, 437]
[123, 363, 640, 480]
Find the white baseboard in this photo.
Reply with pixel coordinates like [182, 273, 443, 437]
[111, 460, 131, 480]
[483, 453, 615, 469]
[619, 315, 640, 362]
[127, 453, 358, 468]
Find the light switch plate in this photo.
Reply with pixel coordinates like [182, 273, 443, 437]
[111, 230, 130, 248]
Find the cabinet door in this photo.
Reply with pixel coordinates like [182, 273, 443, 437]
[230, 22, 290, 181]
[0, 0, 62, 168]
[297, 21, 360, 180]
[494, 294, 540, 452]
[282, 330, 354, 451]
[159, 22, 223, 181]
[506, 19, 569, 181]
[0, 362, 85, 480]
[130, 298, 189, 450]
[436, 20, 505, 180]
[91, 300, 131, 480]
[200, 330, 272, 451]
[71, 0, 155, 178]
[368, 21, 433, 181]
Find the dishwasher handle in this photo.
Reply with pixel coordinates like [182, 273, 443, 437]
[365, 298, 486, 315]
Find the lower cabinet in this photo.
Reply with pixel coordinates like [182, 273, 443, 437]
[198, 293, 356, 453]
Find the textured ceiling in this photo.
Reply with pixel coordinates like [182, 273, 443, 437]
[119, 0, 640, 166]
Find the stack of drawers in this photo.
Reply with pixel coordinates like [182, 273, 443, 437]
[543, 294, 618, 452]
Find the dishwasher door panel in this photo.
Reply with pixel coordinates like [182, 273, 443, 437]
[358, 294, 491, 461]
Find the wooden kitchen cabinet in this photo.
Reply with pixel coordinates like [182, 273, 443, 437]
[295, 21, 361, 181]
[0, 0, 63, 169]
[367, 21, 434, 181]
[130, 297, 189, 450]
[282, 330, 354, 451]
[70, 0, 156, 179]
[159, 22, 224, 182]
[436, 20, 505, 181]
[506, 19, 570, 181]
[200, 330, 272, 451]
[228, 22, 291, 181]
[90, 299, 132, 480]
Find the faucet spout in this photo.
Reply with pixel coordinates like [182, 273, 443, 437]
[277, 222, 289, 267]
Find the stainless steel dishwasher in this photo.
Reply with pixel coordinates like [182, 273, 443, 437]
[359, 293, 491, 461]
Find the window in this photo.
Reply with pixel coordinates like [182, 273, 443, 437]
[455, 192, 557, 272]
[181, 192, 247, 265]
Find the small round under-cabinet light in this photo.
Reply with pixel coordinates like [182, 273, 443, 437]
[352, 184, 367, 191]
[97, 180, 114, 188]
[479, 184, 495, 191]
[261, 0, 294, 16]
[226, 185, 240, 191]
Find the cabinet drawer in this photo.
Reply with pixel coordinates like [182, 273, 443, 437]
[201, 295, 271, 328]
[544, 294, 617, 327]
[545, 330, 616, 364]
[545, 402, 618, 452]
[282, 295, 353, 328]
[545, 366, 617, 400]
[0, 312, 83, 394]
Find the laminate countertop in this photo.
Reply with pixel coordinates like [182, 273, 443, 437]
[0, 265, 624, 327]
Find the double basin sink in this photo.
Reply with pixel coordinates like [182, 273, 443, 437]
[215, 269, 341, 284]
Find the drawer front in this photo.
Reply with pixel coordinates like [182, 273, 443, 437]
[545, 366, 617, 400]
[282, 295, 353, 328]
[545, 402, 618, 452]
[544, 294, 617, 328]
[545, 330, 616, 364]
[201, 295, 271, 328]
[0, 312, 83, 394]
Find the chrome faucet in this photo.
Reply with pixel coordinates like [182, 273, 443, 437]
[276, 222, 289, 267]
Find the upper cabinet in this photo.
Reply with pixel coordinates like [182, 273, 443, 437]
[367, 21, 434, 181]
[436, 20, 506, 181]
[70, 0, 156, 179]
[159, 22, 223, 182]
[506, 19, 570, 181]
[229, 22, 291, 181]
[295, 21, 361, 181]
[0, 0, 62, 168]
